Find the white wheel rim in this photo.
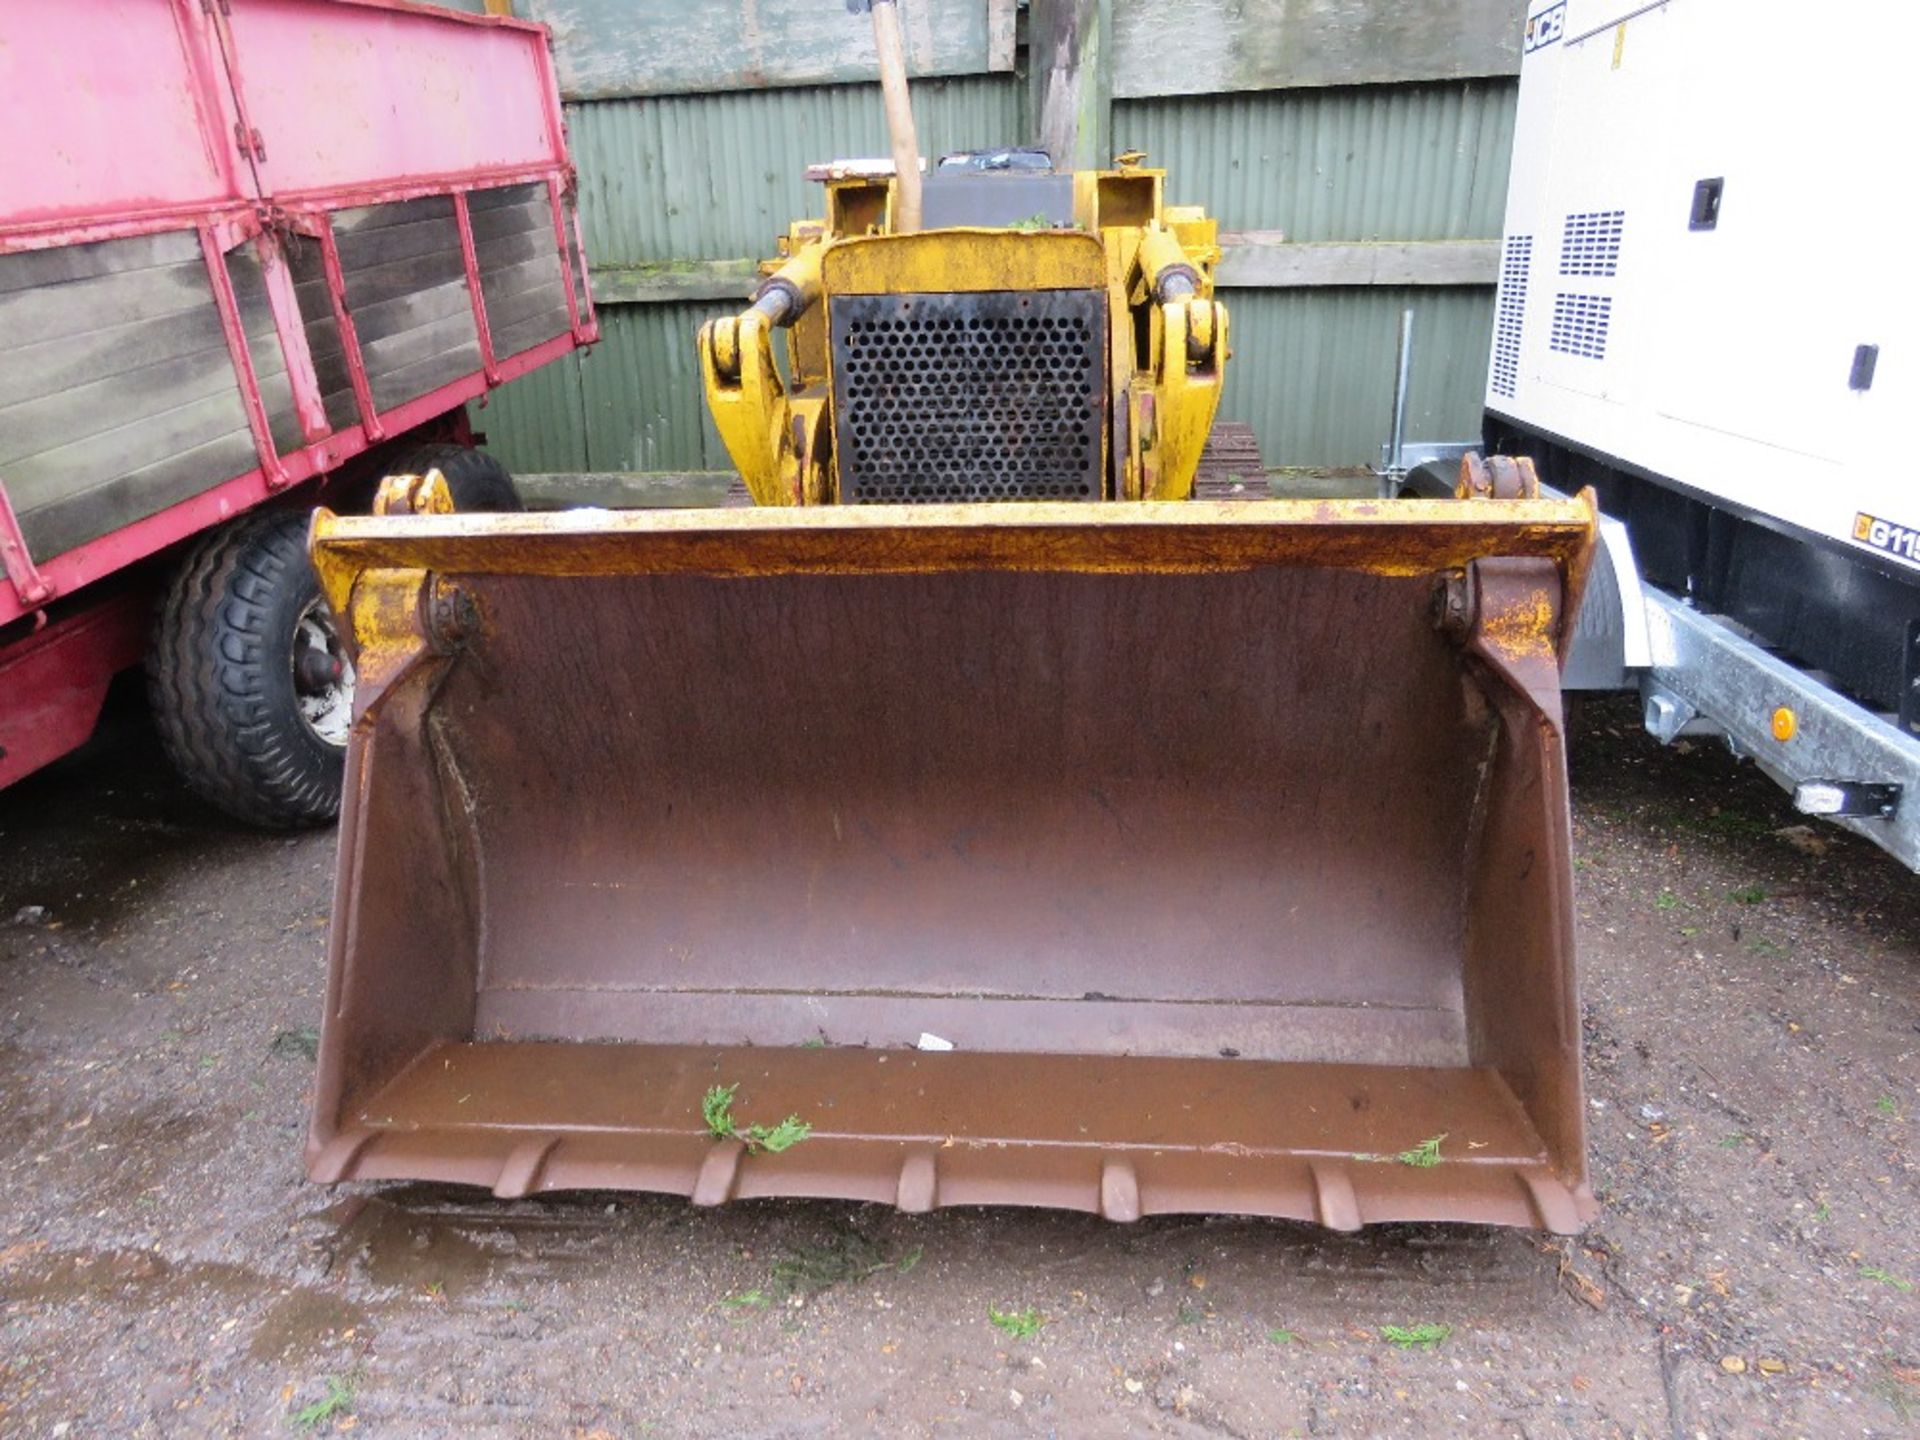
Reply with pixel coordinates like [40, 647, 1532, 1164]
[292, 602, 356, 748]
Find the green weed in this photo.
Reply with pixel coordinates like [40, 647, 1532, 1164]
[289, 1376, 353, 1430]
[1655, 890, 1680, 911]
[702, 1083, 812, 1153]
[1860, 1265, 1914, 1292]
[989, 1305, 1046, 1340]
[1728, 884, 1768, 905]
[1379, 1323, 1451, 1350]
[1267, 1327, 1296, 1344]
[726, 1231, 920, 1313]
[1874, 1095, 1898, 1117]
[1396, 1134, 1447, 1167]
[1355, 1133, 1447, 1168]
[270, 1026, 320, 1061]
[1689, 808, 1773, 838]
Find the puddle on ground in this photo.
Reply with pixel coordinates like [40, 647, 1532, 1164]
[336, 1196, 497, 1299]
[0, 1245, 257, 1307]
[303, 1186, 670, 1304]
[246, 1288, 373, 1362]
[0, 1244, 173, 1303]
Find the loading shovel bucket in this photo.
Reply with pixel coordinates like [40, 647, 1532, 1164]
[306, 497, 1599, 1233]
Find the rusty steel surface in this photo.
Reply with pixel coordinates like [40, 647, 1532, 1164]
[308, 501, 1595, 1232]
[307, 498, 1594, 606]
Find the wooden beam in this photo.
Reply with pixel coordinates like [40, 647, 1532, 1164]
[986, 0, 1018, 71]
[589, 259, 762, 305]
[1030, 0, 1112, 170]
[522, 0, 998, 102]
[585, 241, 1496, 308]
[1111, 0, 1524, 99]
[1214, 238, 1500, 288]
[516, 471, 735, 509]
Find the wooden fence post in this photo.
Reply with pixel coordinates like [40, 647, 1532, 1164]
[1030, 0, 1111, 170]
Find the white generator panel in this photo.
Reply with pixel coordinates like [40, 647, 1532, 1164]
[1489, 0, 1913, 575]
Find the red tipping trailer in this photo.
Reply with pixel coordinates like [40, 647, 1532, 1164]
[0, 0, 594, 823]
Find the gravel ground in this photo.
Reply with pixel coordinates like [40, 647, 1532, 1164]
[0, 688, 1913, 1438]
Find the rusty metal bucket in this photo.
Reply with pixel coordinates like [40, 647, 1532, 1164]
[306, 498, 1599, 1232]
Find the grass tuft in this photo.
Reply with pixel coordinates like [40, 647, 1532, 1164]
[702, 1083, 738, 1139]
[702, 1083, 812, 1153]
[1379, 1322, 1452, 1350]
[989, 1305, 1046, 1340]
[726, 1230, 921, 1314]
[1860, 1265, 1914, 1292]
[289, 1376, 353, 1430]
[1395, 1133, 1447, 1168]
[1354, 1133, 1447, 1168]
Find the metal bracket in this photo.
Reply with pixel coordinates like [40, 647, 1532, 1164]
[1793, 780, 1901, 821]
[373, 469, 456, 517]
[1642, 685, 1704, 745]
[451, 191, 501, 385]
[1458, 452, 1541, 501]
[1641, 585, 1920, 871]
[0, 479, 55, 608]
[233, 120, 267, 163]
[198, 223, 292, 491]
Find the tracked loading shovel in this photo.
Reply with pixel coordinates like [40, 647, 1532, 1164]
[305, 483, 1601, 1233]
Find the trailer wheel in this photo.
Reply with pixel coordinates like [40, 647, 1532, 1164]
[149, 447, 520, 828]
[382, 442, 522, 511]
[148, 510, 348, 828]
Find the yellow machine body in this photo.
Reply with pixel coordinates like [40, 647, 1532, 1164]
[303, 161, 1605, 1235]
[698, 163, 1228, 506]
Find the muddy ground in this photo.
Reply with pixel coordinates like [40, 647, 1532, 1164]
[0, 687, 1913, 1438]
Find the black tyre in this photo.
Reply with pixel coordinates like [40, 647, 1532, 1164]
[148, 510, 351, 828]
[382, 442, 522, 511]
[148, 445, 517, 828]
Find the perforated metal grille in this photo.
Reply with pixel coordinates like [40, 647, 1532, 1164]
[1559, 210, 1624, 276]
[1549, 292, 1611, 360]
[1491, 235, 1531, 399]
[830, 290, 1106, 502]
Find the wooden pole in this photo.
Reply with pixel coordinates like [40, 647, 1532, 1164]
[869, 0, 923, 233]
[1031, 0, 1111, 171]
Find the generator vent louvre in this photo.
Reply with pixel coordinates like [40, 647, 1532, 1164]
[1549, 293, 1611, 360]
[1491, 235, 1532, 399]
[831, 290, 1105, 503]
[1559, 210, 1624, 276]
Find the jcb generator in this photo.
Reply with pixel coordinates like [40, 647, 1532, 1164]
[306, 1, 1598, 1232]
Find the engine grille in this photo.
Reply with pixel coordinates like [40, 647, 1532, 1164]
[830, 290, 1106, 502]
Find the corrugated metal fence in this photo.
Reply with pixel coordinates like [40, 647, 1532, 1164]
[474, 2, 1519, 476]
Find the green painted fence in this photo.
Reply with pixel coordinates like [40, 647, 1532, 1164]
[474, 3, 1521, 478]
